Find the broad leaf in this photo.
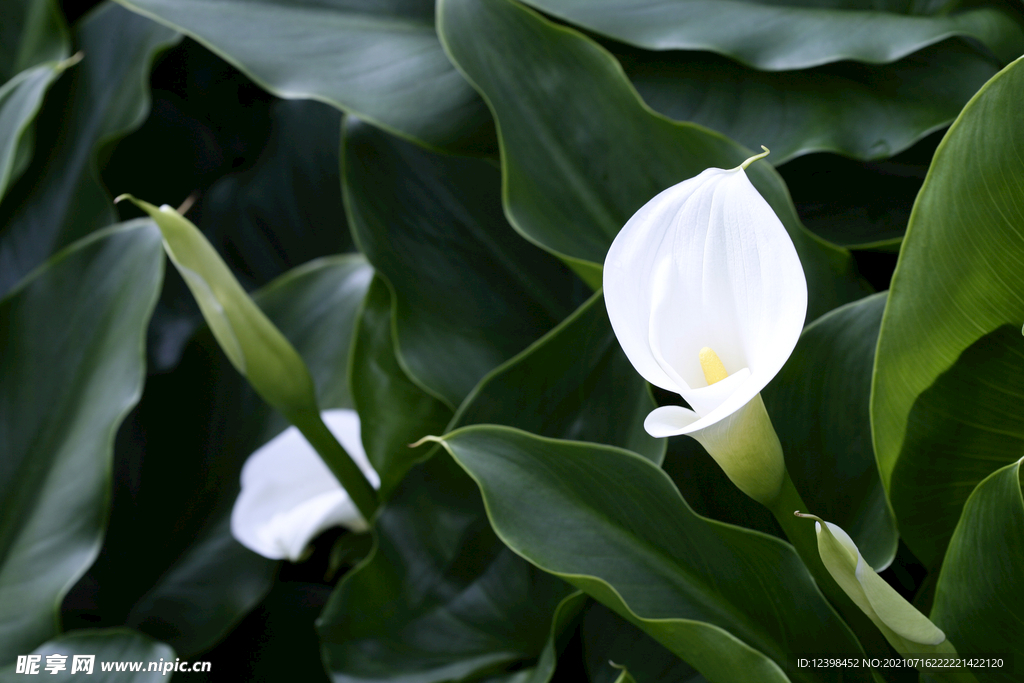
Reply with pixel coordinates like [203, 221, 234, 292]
[581, 602, 705, 683]
[0, 63, 65, 201]
[0, 628, 174, 682]
[930, 459, 1024, 682]
[85, 255, 371, 656]
[321, 292, 654, 682]
[343, 118, 581, 407]
[435, 426, 869, 683]
[0, 0, 70, 201]
[349, 276, 453, 499]
[0, 221, 163, 664]
[764, 292, 898, 570]
[0, 3, 178, 297]
[452, 291, 662, 464]
[114, 0, 494, 153]
[621, 40, 997, 164]
[0, 0, 68, 80]
[319, 452, 576, 683]
[438, 0, 870, 318]
[871, 56, 1024, 567]
[522, 0, 1024, 69]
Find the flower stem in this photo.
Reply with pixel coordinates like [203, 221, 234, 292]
[293, 409, 379, 523]
[766, 471, 892, 659]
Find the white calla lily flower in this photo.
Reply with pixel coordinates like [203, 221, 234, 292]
[604, 149, 807, 504]
[231, 409, 379, 562]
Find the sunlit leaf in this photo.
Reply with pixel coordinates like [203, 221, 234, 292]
[930, 459, 1024, 682]
[872, 56, 1024, 567]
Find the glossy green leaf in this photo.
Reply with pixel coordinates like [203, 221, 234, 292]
[0, 0, 68, 81]
[435, 426, 870, 683]
[763, 292, 898, 570]
[114, 0, 494, 153]
[319, 450, 576, 683]
[930, 459, 1024, 681]
[0, 63, 63, 201]
[438, 0, 869, 319]
[522, 0, 1024, 69]
[89, 255, 371, 655]
[0, 629, 175, 682]
[622, 39, 997, 164]
[350, 276, 453, 499]
[0, 221, 163, 664]
[322, 291, 654, 682]
[120, 196, 378, 519]
[343, 117, 581, 407]
[0, 0, 70, 202]
[517, 591, 587, 683]
[871, 56, 1024, 567]
[453, 291, 662, 464]
[0, 3, 178, 297]
[581, 603, 705, 683]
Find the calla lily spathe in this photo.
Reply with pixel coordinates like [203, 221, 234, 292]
[231, 409, 379, 562]
[604, 151, 807, 503]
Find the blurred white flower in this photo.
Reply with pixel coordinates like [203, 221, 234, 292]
[603, 149, 806, 503]
[231, 409, 379, 561]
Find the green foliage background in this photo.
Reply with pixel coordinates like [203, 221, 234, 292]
[1, 0, 1023, 680]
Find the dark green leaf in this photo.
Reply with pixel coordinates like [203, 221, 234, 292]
[0, 0, 68, 81]
[764, 292, 898, 569]
[0, 0, 70, 202]
[438, 0, 870, 318]
[930, 459, 1024, 682]
[452, 290, 662, 464]
[872, 56, 1024, 568]
[0, 221, 163, 663]
[322, 290, 651, 682]
[196, 99, 353, 289]
[522, 0, 1024, 69]
[436, 426, 869, 683]
[0, 63, 63, 201]
[0, 3, 178, 297]
[343, 117, 582, 407]
[0, 629, 174, 682]
[581, 602, 706, 683]
[114, 0, 495, 153]
[622, 40, 997, 164]
[350, 276, 453, 499]
[318, 451, 576, 683]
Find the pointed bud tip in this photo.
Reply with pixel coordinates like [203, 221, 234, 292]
[739, 145, 771, 170]
[409, 435, 443, 448]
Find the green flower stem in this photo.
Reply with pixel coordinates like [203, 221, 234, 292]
[766, 470, 892, 660]
[292, 409, 379, 523]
